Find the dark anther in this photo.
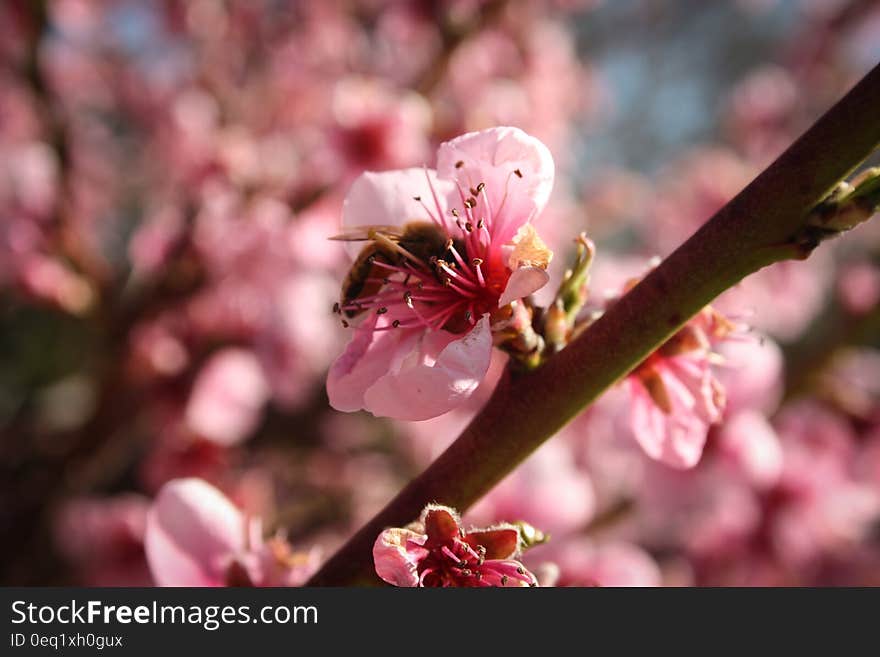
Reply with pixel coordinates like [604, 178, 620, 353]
[403, 291, 414, 308]
[377, 307, 388, 315]
[464, 198, 476, 209]
[332, 302, 340, 314]
[392, 319, 401, 328]
[455, 160, 464, 168]
[341, 320, 349, 328]
[513, 168, 523, 178]
[476, 182, 485, 192]
[472, 258, 483, 266]
[413, 195, 421, 201]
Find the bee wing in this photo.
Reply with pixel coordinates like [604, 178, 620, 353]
[329, 225, 404, 242]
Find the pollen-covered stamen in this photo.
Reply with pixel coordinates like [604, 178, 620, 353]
[437, 261, 479, 293]
[415, 302, 466, 330]
[445, 240, 469, 271]
[490, 169, 525, 240]
[455, 183, 480, 231]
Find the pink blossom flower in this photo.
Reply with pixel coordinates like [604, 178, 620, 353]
[626, 307, 735, 469]
[714, 332, 783, 416]
[145, 478, 319, 587]
[328, 126, 555, 420]
[837, 261, 880, 316]
[373, 505, 538, 587]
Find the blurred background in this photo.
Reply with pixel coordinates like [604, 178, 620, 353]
[1, 0, 879, 586]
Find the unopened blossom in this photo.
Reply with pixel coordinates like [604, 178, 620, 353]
[328, 126, 555, 420]
[145, 478, 319, 587]
[627, 305, 737, 469]
[373, 505, 538, 587]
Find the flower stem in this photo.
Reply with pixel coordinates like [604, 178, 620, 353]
[308, 62, 880, 586]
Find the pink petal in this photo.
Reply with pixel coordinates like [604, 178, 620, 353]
[145, 478, 251, 586]
[422, 506, 462, 546]
[184, 348, 270, 446]
[362, 316, 493, 420]
[436, 127, 554, 245]
[666, 355, 726, 424]
[463, 528, 520, 560]
[326, 315, 422, 413]
[716, 335, 783, 415]
[629, 377, 709, 469]
[341, 168, 454, 257]
[498, 266, 550, 307]
[373, 528, 427, 587]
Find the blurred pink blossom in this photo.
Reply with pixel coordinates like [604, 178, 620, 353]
[626, 307, 736, 468]
[184, 348, 270, 446]
[146, 478, 319, 587]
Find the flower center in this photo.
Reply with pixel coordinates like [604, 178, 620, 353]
[336, 171, 523, 334]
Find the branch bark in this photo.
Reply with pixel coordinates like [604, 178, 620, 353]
[309, 62, 880, 586]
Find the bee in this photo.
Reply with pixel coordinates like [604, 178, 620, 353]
[331, 221, 462, 320]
